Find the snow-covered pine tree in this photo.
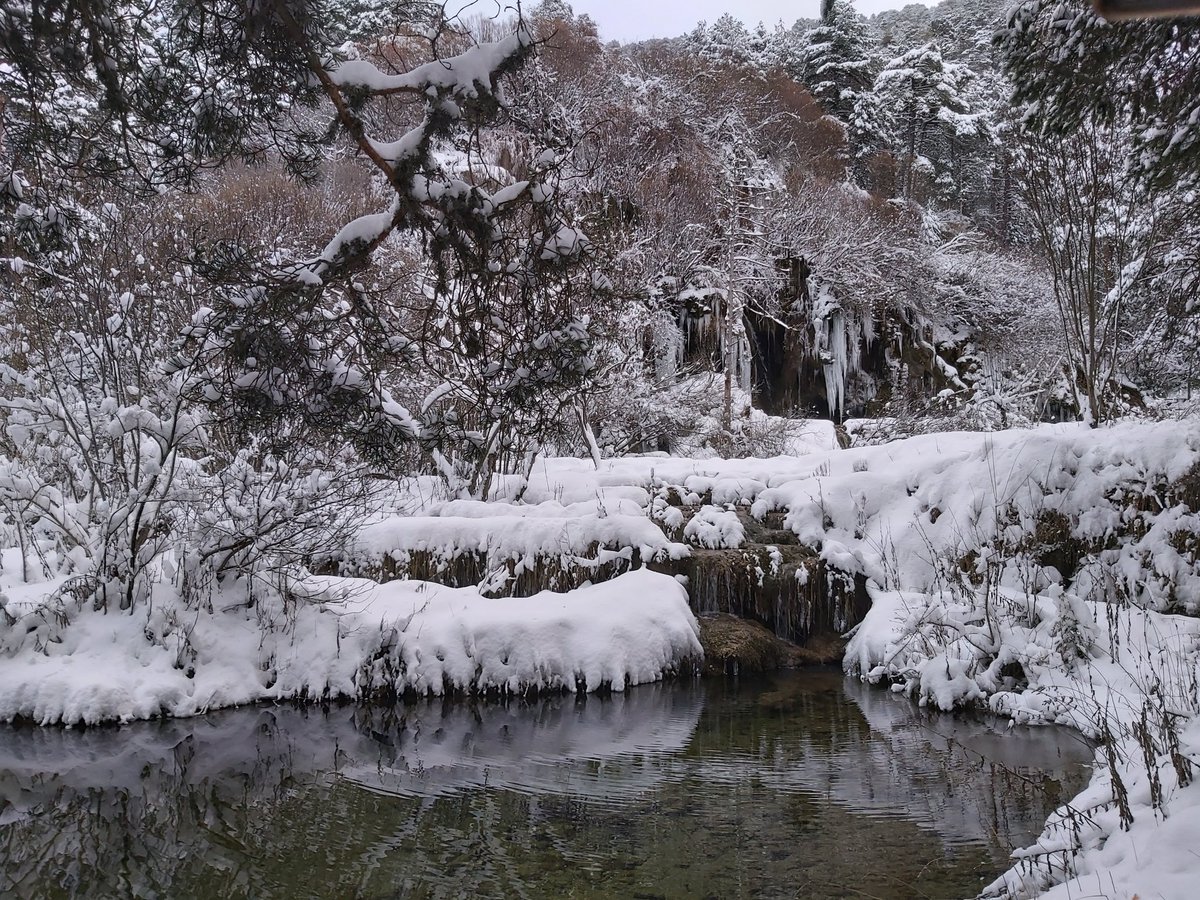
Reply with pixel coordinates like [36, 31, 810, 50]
[997, 0, 1200, 191]
[796, 1, 873, 127]
[691, 14, 773, 75]
[873, 42, 987, 207]
[150, 6, 606, 474]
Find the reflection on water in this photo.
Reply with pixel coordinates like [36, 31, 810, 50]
[0, 671, 1091, 899]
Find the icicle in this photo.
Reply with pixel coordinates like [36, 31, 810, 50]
[654, 315, 681, 384]
[822, 310, 848, 420]
[861, 308, 875, 350]
[738, 329, 751, 395]
[848, 310, 863, 376]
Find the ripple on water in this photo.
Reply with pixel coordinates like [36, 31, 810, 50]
[0, 670, 1091, 899]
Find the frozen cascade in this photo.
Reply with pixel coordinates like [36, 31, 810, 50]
[860, 308, 875, 352]
[678, 288, 721, 364]
[682, 544, 869, 645]
[823, 310, 849, 420]
[807, 279, 858, 420]
[850, 311, 867, 373]
[737, 330, 752, 395]
[653, 314, 683, 384]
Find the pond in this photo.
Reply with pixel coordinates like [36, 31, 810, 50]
[0, 670, 1092, 899]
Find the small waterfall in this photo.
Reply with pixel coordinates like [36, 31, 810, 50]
[679, 544, 870, 646]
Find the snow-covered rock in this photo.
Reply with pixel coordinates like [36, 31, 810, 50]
[683, 505, 746, 549]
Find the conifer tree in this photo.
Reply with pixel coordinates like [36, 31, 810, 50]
[997, 0, 1200, 189]
[873, 42, 984, 204]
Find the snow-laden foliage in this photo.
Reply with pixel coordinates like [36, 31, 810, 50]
[873, 42, 989, 207]
[0, 0, 383, 192]
[395, 272, 602, 499]
[0, 200, 381, 614]
[997, 0, 1200, 192]
[504, 4, 1115, 433]
[497, 2, 1198, 427]
[165, 13, 603, 458]
[0, 4, 610, 619]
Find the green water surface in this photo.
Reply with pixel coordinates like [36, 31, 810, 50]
[0, 670, 1092, 899]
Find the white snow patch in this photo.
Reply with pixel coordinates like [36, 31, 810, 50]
[683, 505, 745, 549]
[0, 569, 700, 725]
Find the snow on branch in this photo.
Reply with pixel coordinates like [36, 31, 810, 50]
[327, 27, 533, 98]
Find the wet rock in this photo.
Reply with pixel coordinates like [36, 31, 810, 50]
[699, 615, 784, 675]
[698, 614, 844, 675]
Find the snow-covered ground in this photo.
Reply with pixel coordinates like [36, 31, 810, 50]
[0, 565, 700, 725]
[389, 418, 1200, 899]
[367, 420, 1200, 609]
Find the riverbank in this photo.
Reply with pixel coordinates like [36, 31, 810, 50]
[848, 586, 1200, 898]
[0, 566, 700, 725]
[2, 419, 1199, 896]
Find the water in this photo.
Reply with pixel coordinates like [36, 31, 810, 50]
[0, 670, 1092, 899]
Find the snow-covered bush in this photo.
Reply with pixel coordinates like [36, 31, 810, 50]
[396, 273, 602, 500]
[175, 437, 383, 604]
[683, 505, 746, 549]
[0, 205, 206, 609]
[0, 198, 383, 620]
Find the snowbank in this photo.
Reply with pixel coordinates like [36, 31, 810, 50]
[0, 568, 701, 725]
[817, 421, 1200, 899]
[1026, 715, 1200, 900]
[355, 509, 687, 565]
[410, 422, 1200, 617]
[749, 421, 1200, 610]
[338, 500, 690, 595]
[846, 577, 1200, 899]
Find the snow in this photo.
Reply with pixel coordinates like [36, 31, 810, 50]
[1023, 742, 1200, 900]
[539, 225, 590, 260]
[744, 421, 1200, 612]
[381, 420, 1200, 618]
[825, 422, 1200, 899]
[0, 568, 700, 725]
[352, 506, 689, 574]
[328, 29, 531, 98]
[683, 505, 746, 548]
[879, 592, 1200, 899]
[367, 126, 426, 165]
[487, 179, 529, 208]
[315, 204, 398, 266]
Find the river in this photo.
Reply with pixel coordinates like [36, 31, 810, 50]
[0, 670, 1092, 899]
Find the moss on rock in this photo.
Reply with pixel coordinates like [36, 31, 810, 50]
[698, 614, 846, 675]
